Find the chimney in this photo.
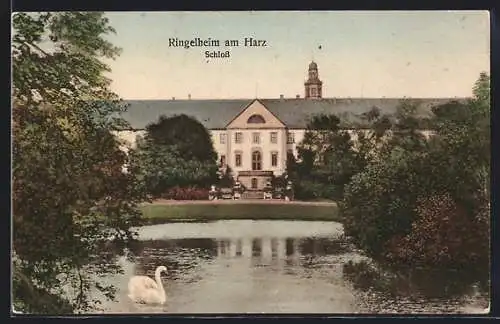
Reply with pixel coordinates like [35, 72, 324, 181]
[280, 94, 284, 100]
[188, 94, 191, 100]
[296, 94, 300, 99]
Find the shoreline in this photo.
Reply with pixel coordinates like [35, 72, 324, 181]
[140, 200, 340, 225]
[145, 199, 338, 207]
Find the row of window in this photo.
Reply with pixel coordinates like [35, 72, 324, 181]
[219, 151, 280, 169]
[219, 132, 295, 144]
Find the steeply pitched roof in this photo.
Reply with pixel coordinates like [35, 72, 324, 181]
[120, 97, 466, 130]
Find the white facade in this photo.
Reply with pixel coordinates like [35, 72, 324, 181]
[211, 128, 303, 176]
[112, 100, 308, 178]
[114, 124, 435, 178]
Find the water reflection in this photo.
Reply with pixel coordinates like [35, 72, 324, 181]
[133, 238, 216, 281]
[215, 237, 304, 267]
[92, 221, 489, 314]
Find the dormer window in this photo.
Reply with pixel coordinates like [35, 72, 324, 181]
[247, 114, 266, 124]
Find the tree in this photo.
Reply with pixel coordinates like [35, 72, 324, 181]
[341, 73, 490, 271]
[291, 114, 355, 199]
[473, 72, 490, 106]
[129, 114, 219, 197]
[355, 107, 393, 164]
[12, 12, 145, 313]
[341, 99, 442, 257]
[410, 73, 490, 269]
[129, 141, 218, 197]
[340, 146, 427, 256]
[292, 110, 392, 201]
[431, 74, 490, 207]
[470, 72, 491, 206]
[145, 114, 217, 162]
[383, 99, 429, 154]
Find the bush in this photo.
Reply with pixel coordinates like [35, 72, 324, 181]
[294, 180, 323, 201]
[384, 193, 489, 269]
[339, 74, 489, 279]
[161, 186, 209, 200]
[343, 260, 384, 290]
[129, 143, 219, 198]
[343, 259, 484, 299]
[218, 165, 235, 188]
[340, 148, 426, 256]
[272, 174, 288, 188]
[342, 144, 490, 270]
[319, 184, 341, 200]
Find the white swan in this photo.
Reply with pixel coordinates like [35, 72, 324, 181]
[128, 265, 167, 305]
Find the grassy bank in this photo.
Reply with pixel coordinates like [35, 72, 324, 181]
[140, 202, 340, 225]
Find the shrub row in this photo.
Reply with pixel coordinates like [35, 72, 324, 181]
[160, 186, 209, 200]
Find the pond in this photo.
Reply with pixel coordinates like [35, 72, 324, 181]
[91, 220, 489, 314]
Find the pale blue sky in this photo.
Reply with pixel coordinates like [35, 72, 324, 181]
[102, 11, 490, 99]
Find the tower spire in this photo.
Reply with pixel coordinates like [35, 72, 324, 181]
[304, 61, 323, 99]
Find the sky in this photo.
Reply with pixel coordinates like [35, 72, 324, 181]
[102, 11, 490, 99]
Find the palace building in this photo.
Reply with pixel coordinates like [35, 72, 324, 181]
[116, 61, 458, 191]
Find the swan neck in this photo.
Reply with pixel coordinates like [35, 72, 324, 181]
[155, 267, 165, 292]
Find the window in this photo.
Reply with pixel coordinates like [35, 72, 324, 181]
[287, 132, 295, 144]
[247, 114, 266, 124]
[270, 132, 278, 144]
[252, 132, 260, 144]
[220, 155, 226, 166]
[271, 152, 278, 167]
[235, 152, 242, 167]
[235, 132, 243, 144]
[251, 178, 258, 189]
[252, 151, 262, 171]
[311, 88, 317, 96]
[219, 133, 226, 144]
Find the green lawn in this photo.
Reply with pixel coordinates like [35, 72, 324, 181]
[140, 203, 340, 225]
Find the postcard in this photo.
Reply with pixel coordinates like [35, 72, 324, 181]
[11, 10, 490, 315]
